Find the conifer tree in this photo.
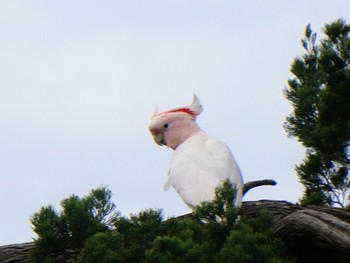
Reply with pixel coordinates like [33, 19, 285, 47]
[284, 19, 350, 207]
[31, 185, 293, 263]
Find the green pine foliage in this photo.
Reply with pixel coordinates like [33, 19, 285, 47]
[217, 211, 288, 263]
[31, 184, 293, 263]
[31, 187, 120, 263]
[77, 232, 124, 263]
[284, 19, 350, 207]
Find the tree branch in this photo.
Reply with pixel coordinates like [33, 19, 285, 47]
[242, 179, 277, 196]
[241, 200, 350, 262]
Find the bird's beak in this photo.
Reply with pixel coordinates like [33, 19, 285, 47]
[152, 133, 165, 146]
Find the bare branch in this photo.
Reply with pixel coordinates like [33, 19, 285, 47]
[242, 179, 277, 196]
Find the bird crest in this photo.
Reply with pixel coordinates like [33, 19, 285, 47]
[151, 94, 203, 120]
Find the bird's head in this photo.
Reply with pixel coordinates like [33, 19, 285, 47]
[149, 95, 203, 150]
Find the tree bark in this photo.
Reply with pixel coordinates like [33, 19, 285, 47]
[0, 242, 34, 263]
[241, 200, 350, 263]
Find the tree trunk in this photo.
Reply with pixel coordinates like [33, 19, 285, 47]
[241, 200, 350, 263]
[0, 242, 34, 263]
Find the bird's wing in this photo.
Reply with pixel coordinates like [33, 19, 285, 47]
[166, 135, 243, 208]
[204, 137, 244, 207]
[204, 137, 243, 184]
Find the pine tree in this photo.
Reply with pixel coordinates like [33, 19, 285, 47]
[31, 184, 293, 263]
[284, 19, 350, 207]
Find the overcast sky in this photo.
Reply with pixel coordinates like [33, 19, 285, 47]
[1, 1, 349, 245]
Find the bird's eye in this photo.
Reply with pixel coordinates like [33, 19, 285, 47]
[163, 123, 169, 129]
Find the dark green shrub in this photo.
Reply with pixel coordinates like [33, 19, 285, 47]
[31, 183, 293, 263]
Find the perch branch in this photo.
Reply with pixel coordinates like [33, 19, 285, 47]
[242, 179, 277, 196]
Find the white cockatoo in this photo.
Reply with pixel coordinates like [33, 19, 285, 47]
[149, 95, 243, 209]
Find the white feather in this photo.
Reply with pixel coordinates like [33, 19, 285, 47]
[189, 94, 203, 116]
[166, 132, 243, 209]
[151, 106, 159, 119]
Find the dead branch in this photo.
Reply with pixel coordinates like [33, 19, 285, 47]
[242, 179, 277, 196]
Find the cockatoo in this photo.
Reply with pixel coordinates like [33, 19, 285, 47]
[149, 95, 243, 209]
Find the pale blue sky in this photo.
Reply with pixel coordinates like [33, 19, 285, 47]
[1, 1, 349, 245]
